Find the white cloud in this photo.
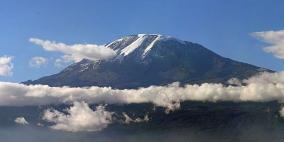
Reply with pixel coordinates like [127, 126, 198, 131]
[279, 107, 284, 118]
[29, 56, 48, 68]
[227, 78, 242, 86]
[0, 71, 283, 131]
[122, 113, 149, 124]
[0, 71, 283, 109]
[14, 117, 29, 125]
[244, 71, 284, 84]
[54, 55, 74, 68]
[252, 30, 284, 59]
[29, 38, 117, 63]
[43, 101, 113, 132]
[0, 56, 13, 77]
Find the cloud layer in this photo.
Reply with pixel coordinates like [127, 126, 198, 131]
[29, 38, 117, 63]
[252, 30, 284, 59]
[0, 56, 13, 76]
[43, 101, 112, 132]
[0, 68, 283, 132]
[0, 71, 283, 110]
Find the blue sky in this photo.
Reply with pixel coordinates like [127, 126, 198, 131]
[0, 0, 283, 82]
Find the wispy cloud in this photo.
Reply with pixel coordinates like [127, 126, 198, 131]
[29, 56, 48, 68]
[29, 38, 117, 64]
[252, 29, 284, 59]
[0, 56, 13, 77]
[54, 55, 74, 68]
[122, 112, 149, 124]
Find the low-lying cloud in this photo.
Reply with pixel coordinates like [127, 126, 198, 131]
[0, 71, 283, 110]
[122, 113, 149, 124]
[0, 56, 13, 76]
[252, 29, 284, 59]
[0, 71, 284, 131]
[14, 117, 29, 125]
[279, 107, 284, 118]
[43, 101, 112, 132]
[29, 38, 117, 63]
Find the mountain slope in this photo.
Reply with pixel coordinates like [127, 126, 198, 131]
[25, 34, 269, 89]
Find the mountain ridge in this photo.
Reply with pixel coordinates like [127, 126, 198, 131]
[25, 34, 271, 89]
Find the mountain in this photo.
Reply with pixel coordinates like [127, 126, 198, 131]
[25, 34, 269, 89]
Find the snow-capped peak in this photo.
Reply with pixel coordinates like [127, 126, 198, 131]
[138, 33, 162, 37]
[105, 34, 187, 58]
[137, 34, 146, 37]
[142, 35, 162, 57]
[120, 34, 147, 56]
